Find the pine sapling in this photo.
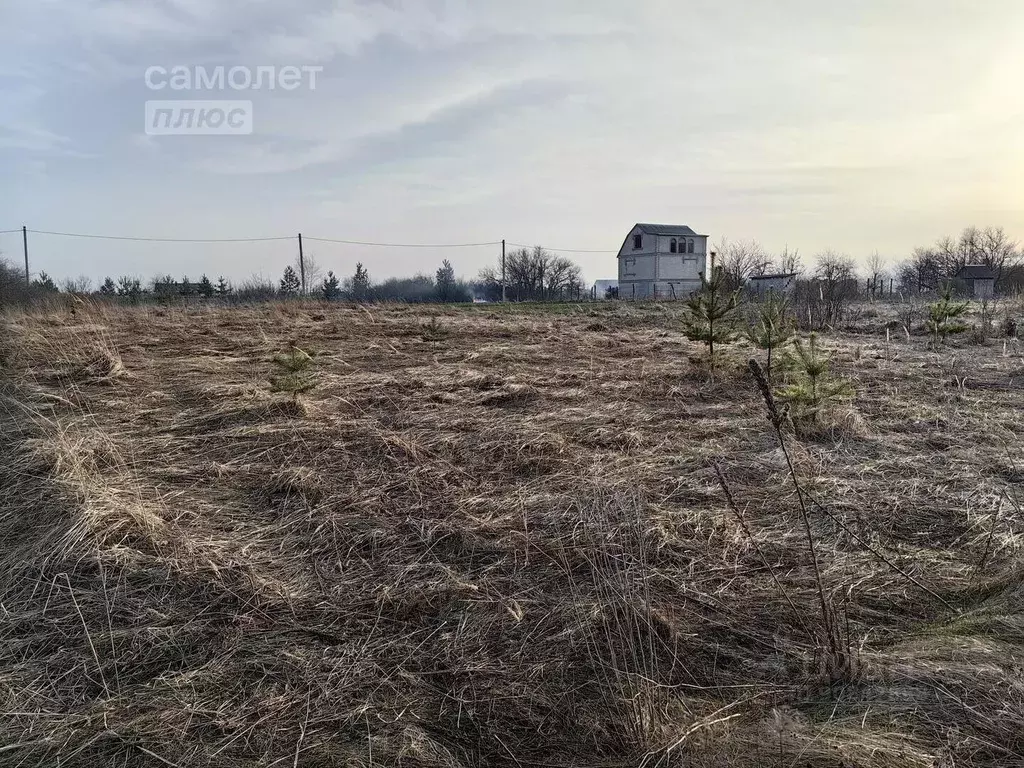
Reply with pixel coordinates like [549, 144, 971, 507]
[683, 258, 742, 371]
[270, 344, 319, 406]
[926, 286, 969, 346]
[777, 334, 853, 428]
[747, 293, 794, 385]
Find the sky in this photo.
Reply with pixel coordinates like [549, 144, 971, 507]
[2, 0, 1024, 285]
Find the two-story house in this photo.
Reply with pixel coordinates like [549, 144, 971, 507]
[617, 223, 710, 299]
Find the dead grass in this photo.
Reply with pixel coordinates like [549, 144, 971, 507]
[0, 301, 1022, 766]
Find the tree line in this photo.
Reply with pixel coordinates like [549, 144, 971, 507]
[714, 225, 1024, 295]
[0, 246, 588, 305]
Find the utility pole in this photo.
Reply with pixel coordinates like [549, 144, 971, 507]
[22, 226, 29, 286]
[501, 239, 507, 303]
[297, 233, 306, 295]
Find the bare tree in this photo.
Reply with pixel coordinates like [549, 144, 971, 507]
[774, 246, 803, 276]
[716, 237, 771, 287]
[61, 275, 93, 295]
[543, 255, 584, 299]
[911, 226, 1021, 291]
[295, 253, 324, 295]
[814, 251, 858, 327]
[865, 252, 887, 298]
[479, 246, 583, 301]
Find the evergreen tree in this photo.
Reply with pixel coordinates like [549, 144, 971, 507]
[280, 265, 301, 296]
[351, 262, 370, 301]
[99, 277, 117, 296]
[321, 271, 341, 301]
[926, 286, 969, 345]
[215, 276, 232, 297]
[270, 344, 319, 405]
[117, 276, 142, 299]
[32, 272, 58, 293]
[197, 274, 215, 298]
[777, 334, 853, 427]
[747, 293, 794, 385]
[682, 258, 742, 370]
[435, 259, 456, 302]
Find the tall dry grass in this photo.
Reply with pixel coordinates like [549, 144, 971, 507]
[0, 300, 1021, 766]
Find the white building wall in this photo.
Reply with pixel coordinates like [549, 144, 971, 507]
[618, 228, 709, 299]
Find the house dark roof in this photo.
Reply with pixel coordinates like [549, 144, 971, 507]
[956, 264, 996, 280]
[635, 223, 700, 237]
[749, 272, 798, 281]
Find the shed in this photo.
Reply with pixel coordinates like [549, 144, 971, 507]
[593, 279, 619, 299]
[747, 272, 797, 297]
[955, 265, 996, 299]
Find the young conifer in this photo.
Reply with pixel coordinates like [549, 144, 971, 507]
[926, 286, 969, 346]
[747, 293, 794, 385]
[777, 334, 852, 427]
[683, 255, 742, 371]
[270, 344, 319, 406]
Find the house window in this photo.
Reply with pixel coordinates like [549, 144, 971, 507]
[670, 238, 677, 253]
[687, 239, 695, 254]
[633, 234, 642, 250]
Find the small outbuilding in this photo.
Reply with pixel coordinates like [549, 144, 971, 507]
[955, 265, 996, 299]
[747, 272, 797, 297]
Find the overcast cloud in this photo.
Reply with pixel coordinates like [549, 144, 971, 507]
[2, 0, 1023, 283]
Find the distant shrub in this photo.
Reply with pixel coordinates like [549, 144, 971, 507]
[1002, 315, 1019, 338]
[235, 275, 278, 303]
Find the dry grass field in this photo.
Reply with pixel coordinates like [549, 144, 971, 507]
[1, 300, 1023, 767]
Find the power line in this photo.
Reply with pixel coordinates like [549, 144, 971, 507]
[27, 229, 293, 243]
[6, 227, 614, 254]
[506, 242, 617, 254]
[305, 236, 501, 248]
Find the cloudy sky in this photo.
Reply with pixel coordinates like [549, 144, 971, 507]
[2, 0, 1023, 284]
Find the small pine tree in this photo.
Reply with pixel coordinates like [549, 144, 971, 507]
[197, 274, 215, 298]
[270, 344, 319, 405]
[436, 259, 456, 302]
[683, 258, 742, 370]
[927, 286, 969, 345]
[747, 293, 794, 385]
[321, 271, 341, 301]
[117, 276, 142, 300]
[280, 266, 301, 296]
[351, 263, 370, 301]
[777, 334, 853, 427]
[32, 272, 58, 293]
[99, 277, 117, 296]
[215, 276, 232, 297]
